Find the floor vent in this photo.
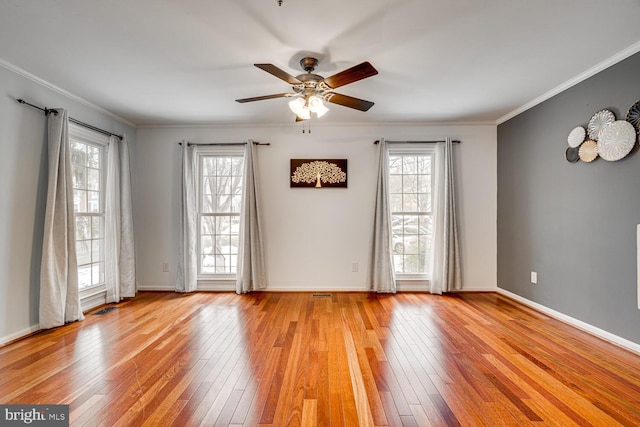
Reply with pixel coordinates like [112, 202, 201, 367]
[312, 293, 332, 298]
[93, 306, 118, 315]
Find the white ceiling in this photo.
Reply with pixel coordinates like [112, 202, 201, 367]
[1, 0, 640, 127]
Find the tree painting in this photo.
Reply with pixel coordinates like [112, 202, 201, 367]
[290, 159, 348, 188]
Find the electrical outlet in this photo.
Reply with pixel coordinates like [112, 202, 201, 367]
[162, 262, 169, 273]
[352, 262, 359, 272]
[531, 271, 537, 284]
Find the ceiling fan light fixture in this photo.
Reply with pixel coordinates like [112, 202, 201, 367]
[288, 97, 307, 117]
[308, 95, 329, 117]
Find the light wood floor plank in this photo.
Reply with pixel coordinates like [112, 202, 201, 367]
[1, 291, 640, 426]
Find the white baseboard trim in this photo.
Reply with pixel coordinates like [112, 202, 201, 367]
[135, 284, 499, 293]
[497, 288, 640, 355]
[137, 283, 175, 291]
[264, 285, 367, 292]
[0, 324, 41, 347]
[452, 287, 498, 293]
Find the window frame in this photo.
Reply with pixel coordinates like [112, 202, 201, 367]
[195, 146, 245, 283]
[388, 145, 435, 281]
[69, 124, 109, 297]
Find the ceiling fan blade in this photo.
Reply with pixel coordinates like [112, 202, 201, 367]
[235, 93, 296, 103]
[320, 62, 378, 89]
[254, 64, 302, 85]
[323, 93, 375, 111]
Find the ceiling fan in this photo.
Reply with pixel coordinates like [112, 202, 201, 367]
[235, 57, 378, 121]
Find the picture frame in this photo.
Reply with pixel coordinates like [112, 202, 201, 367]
[290, 159, 348, 188]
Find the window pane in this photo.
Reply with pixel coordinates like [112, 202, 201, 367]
[418, 193, 431, 212]
[390, 194, 402, 213]
[92, 216, 103, 239]
[389, 156, 402, 174]
[402, 174, 417, 193]
[201, 255, 215, 274]
[76, 216, 91, 240]
[92, 239, 103, 262]
[71, 142, 86, 167]
[217, 194, 231, 213]
[402, 194, 418, 212]
[203, 177, 216, 195]
[202, 194, 215, 213]
[201, 216, 215, 234]
[402, 156, 417, 174]
[217, 215, 231, 234]
[201, 235, 214, 254]
[88, 191, 100, 212]
[231, 195, 242, 213]
[77, 240, 91, 265]
[87, 146, 100, 168]
[389, 175, 402, 194]
[87, 168, 100, 191]
[92, 262, 103, 285]
[199, 155, 243, 275]
[73, 165, 87, 189]
[74, 190, 87, 213]
[78, 265, 91, 288]
[217, 157, 231, 176]
[418, 175, 430, 193]
[418, 156, 431, 174]
[232, 157, 244, 176]
[388, 153, 433, 275]
[70, 135, 105, 288]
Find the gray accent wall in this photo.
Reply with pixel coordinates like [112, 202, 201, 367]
[498, 52, 640, 345]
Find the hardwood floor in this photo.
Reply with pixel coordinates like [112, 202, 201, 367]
[1, 291, 640, 426]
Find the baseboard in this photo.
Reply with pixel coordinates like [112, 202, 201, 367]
[265, 284, 367, 292]
[497, 288, 640, 355]
[137, 283, 175, 291]
[136, 283, 498, 293]
[0, 324, 41, 348]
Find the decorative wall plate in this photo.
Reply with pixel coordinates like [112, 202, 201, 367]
[567, 126, 586, 148]
[578, 140, 598, 162]
[597, 120, 636, 161]
[565, 146, 579, 163]
[625, 100, 640, 134]
[587, 109, 615, 140]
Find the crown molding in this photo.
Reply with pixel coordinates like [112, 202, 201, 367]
[0, 58, 137, 128]
[497, 41, 640, 125]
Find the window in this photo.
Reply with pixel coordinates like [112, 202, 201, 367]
[388, 150, 434, 277]
[70, 126, 108, 289]
[198, 152, 244, 276]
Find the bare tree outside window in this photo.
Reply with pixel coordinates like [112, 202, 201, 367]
[389, 153, 433, 275]
[199, 155, 244, 274]
[71, 139, 105, 289]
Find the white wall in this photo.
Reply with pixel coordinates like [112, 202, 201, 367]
[0, 63, 136, 344]
[135, 123, 497, 292]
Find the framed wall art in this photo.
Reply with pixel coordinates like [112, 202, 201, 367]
[290, 159, 348, 188]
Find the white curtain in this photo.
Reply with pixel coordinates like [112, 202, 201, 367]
[236, 140, 267, 293]
[176, 142, 198, 292]
[39, 109, 84, 329]
[369, 138, 396, 293]
[118, 136, 136, 297]
[105, 135, 136, 303]
[431, 137, 462, 294]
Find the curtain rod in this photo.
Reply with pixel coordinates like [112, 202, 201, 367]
[374, 139, 461, 144]
[178, 141, 270, 146]
[17, 99, 123, 140]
